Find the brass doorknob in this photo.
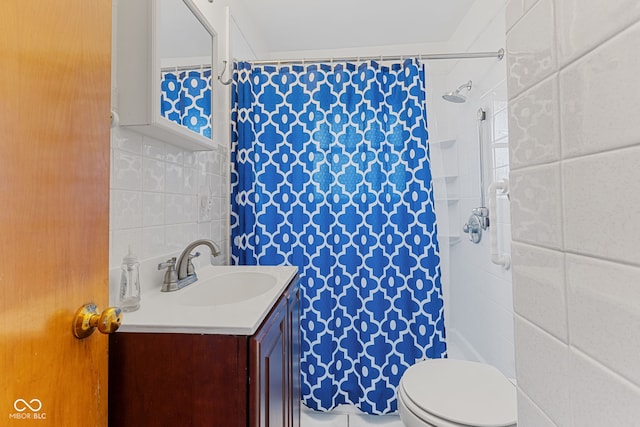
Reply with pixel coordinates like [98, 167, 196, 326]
[72, 303, 122, 339]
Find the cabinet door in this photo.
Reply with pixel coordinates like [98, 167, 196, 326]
[109, 333, 248, 427]
[250, 298, 287, 427]
[287, 286, 301, 427]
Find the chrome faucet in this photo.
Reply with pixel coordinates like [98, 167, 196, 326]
[158, 239, 221, 292]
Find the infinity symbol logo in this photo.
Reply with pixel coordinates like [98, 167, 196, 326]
[13, 399, 43, 412]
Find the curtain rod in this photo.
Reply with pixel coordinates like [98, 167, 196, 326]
[239, 48, 504, 66]
[160, 64, 212, 72]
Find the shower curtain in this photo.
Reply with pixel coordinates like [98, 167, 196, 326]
[231, 59, 446, 415]
[160, 67, 212, 138]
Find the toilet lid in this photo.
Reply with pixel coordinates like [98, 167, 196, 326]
[400, 359, 517, 427]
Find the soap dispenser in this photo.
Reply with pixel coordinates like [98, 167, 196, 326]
[119, 246, 141, 312]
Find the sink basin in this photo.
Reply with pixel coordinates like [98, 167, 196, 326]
[177, 272, 278, 307]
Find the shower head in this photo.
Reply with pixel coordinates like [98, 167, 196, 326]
[442, 92, 467, 103]
[442, 80, 472, 103]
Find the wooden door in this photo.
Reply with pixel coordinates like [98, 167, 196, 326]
[0, 1, 112, 425]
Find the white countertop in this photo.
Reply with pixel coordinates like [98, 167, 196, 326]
[118, 265, 299, 336]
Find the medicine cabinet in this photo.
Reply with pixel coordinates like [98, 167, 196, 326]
[115, 0, 218, 150]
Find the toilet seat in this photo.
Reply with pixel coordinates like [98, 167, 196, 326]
[399, 386, 476, 427]
[398, 359, 517, 427]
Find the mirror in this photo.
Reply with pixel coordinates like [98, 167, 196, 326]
[116, 0, 218, 150]
[158, 0, 212, 139]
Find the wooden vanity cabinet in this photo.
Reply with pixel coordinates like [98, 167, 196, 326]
[108, 277, 300, 427]
[250, 278, 300, 427]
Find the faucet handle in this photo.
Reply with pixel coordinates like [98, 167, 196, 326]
[158, 257, 178, 292]
[187, 252, 200, 276]
[158, 257, 176, 270]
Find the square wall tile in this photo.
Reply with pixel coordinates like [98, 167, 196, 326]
[516, 389, 556, 427]
[142, 192, 164, 227]
[493, 108, 509, 142]
[211, 218, 225, 242]
[560, 22, 640, 158]
[512, 243, 567, 342]
[514, 316, 571, 426]
[165, 194, 197, 224]
[142, 136, 166, 160]
[165, 162, 184, 194]
[566, 254, 640, 386]
[111, 127, 143, 154]
[164, 143, 184, 165]
[165, 223, 198, 253]
[493, 145, 510, 169]
[183, 151, 197, 168]
[197, 222, 212, 241]
[505, 0, 524, 32]
[570, 349, 640, 426]
[184, 167, 198, 195]
[142, 158, 165, 192]
[141, 226, 166, 260]
[111, 150, 143, 190]
[508, 75, 560, 170]
[509, 164, 563, 249]
[556, 0, 640, 65]
[110, 189, 143, 230]
[506, 0, 556, 97]
[563, 147, 640, 264]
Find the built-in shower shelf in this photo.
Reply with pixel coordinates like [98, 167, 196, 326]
[433, 175, 458, 184]
[436, 198, 459, 205]
[430, 138, 456, 149]
[441, 235, 462, 245]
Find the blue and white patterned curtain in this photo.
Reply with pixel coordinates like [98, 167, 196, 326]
[160, 68, 212, 138]
[231, 59, 446, 415]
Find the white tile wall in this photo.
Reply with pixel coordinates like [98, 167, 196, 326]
[514, 317, 571, 426]
[505, 0, 556, 97]
[505, 0, 524, 32]
[511, 242, 567, 341]
[516, 390, 557, 427]
[569, 349, 640, 426]
[555, 0, 640, 65]
[566, 255, 640, 386]
[509, 164, 562, 249]
[507, 1, 640, 424]
[560, 22, 640, 158]
[441, 2, 515, 381]
[508, 75, 560, 169]
[563, 147, 640, 264]
[109, 127, 229, 269]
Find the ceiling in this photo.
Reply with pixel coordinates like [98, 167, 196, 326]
[236, 0, 477, 53]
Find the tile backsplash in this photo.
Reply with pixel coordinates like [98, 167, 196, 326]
[109, 126, 229, 269]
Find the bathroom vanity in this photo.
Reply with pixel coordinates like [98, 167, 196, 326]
[108, 266, 300, 427]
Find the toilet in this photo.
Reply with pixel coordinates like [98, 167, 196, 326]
[397, 359, 517, 427]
